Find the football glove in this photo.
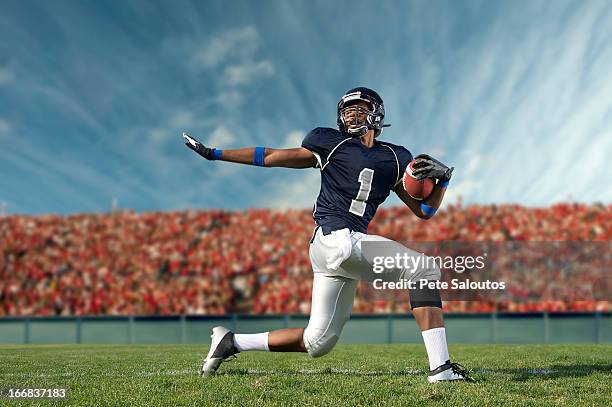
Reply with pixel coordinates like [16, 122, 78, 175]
[412, 154, 454, 182]
[183, 132, 216, 160]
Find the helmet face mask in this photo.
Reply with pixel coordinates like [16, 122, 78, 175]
[340, 105, 371, 136]
[337, 87, 388, 137]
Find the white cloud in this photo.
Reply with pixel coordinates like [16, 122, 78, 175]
[0, 118, 11, 136]
[224, 60, 275, 86]
[433, 152, 483, 205]
[148, 128, 167, 143]
[206, 126, 236, 147]
[463, 154, 481, 176]
[0, 67, 14, 85]
[216, 90, 245, 108]
[147, 111, 200, 144]
[26, 82, 108, 135]
[385, 1, 612, 206]
[281, 130, 306, 149]
[443, 179, 483, 206]
[170, 111, 195, 128]
[188, 26, 275, 111]
[262, 171, 320, 209]
[195, 26, 260, 68]
[422, 147, 446, 159]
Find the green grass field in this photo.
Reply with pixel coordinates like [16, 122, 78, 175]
[0, 344, 610, 406]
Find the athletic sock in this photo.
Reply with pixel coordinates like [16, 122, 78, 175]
[421, 327, 450, 371]
[233, 332, 270, 352]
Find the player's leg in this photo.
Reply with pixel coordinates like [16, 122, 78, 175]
[230, 272, 357, 354]
[214, 327, 307, 354]
[411, 301, 473, 382]
[232, 272, 356, 356]
[268, 328, 307, 352]
[242, 271, 358, 355]
[302, 273, 357, 357]
[354, 234, 473, 382]
[200, 327, 305, 376]
[201, 268, 356, 375]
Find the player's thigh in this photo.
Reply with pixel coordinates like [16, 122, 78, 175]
[339, 233, 394, 279]
[308, 227, 352, 273]
[307, 273, 357, 333]
[346, 233, 440, 282]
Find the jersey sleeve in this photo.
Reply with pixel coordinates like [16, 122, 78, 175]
[394, 146, 413, 186]
[301, 127, 347, 169]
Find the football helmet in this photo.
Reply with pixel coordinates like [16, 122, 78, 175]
[337, 87, 390, 137]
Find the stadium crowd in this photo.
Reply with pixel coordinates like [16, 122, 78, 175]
[0, 203, 609, 316]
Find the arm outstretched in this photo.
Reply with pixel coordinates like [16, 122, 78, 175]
[183, 133, 317, 169]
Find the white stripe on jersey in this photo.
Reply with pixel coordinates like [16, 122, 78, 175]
[311, 151, 323, 169]
[321, 137, 352, 171]
[380, 143, 401, 187]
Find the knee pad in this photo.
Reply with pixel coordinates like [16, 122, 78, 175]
[409, 283, 442, 309]
[303, 326, 341, 358]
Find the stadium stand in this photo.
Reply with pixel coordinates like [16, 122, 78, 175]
[0, 203, 609, 316]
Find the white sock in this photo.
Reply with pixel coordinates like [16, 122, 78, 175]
[233, 332, 270, 352]
[421, 327, 450, 371]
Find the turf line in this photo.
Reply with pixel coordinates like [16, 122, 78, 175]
[0, 367, 562, 379]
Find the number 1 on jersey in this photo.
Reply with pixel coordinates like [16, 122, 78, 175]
[349, 168, 374, 217]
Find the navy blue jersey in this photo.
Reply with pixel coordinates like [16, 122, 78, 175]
[302, 127, 413, 235]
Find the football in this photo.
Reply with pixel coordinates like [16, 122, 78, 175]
[402, 159, 435, 200]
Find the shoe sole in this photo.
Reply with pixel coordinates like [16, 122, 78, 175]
[200, 357, 223, 377]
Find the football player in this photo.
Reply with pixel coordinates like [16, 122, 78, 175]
[184, 87, 473, 382]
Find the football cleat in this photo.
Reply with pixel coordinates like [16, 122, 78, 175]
[200, 326, 240, 377]
[427, 360, 475, 383]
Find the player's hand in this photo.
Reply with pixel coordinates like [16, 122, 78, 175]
[183, 132, 215, 160]
[412, 154, 454, 182]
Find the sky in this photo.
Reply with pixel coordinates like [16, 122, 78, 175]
[0, 0, 611, 215]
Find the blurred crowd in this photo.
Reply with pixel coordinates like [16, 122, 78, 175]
[0, 202, 610, 316]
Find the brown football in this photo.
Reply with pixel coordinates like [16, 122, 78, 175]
[402, 159, 435, 200]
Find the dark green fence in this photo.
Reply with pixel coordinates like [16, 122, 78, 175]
[0, 313, 610, 344]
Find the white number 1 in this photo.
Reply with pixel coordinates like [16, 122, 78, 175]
[349, 168, 374, 216]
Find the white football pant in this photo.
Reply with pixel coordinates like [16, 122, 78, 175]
[303, 227, 440, 357]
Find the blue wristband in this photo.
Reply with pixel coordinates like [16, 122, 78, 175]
[437, 180, 449, 188]
[420, 203, 437, 217]
[213, 149, 223, 160]
[253, 146, 265, 167]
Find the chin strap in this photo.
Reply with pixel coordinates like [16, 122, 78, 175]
[347, 126, 369, 137]
[348, 123, 392, 138]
